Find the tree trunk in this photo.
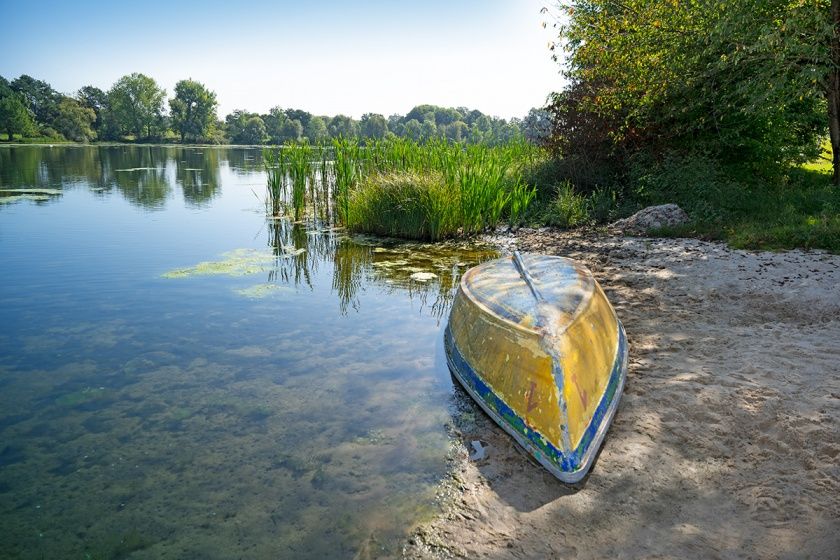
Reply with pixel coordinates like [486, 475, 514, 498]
[830, 0, 840, 185]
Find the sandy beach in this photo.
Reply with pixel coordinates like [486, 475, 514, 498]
[404, 230, 840, 559]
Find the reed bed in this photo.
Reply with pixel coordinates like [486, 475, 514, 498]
[263, 137, 539, 241]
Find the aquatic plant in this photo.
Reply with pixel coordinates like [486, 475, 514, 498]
[332, 137, 361, 223]
[285, 140, 312, 221]
[260, 136, 542, 240]
[263, 147, 285, 216]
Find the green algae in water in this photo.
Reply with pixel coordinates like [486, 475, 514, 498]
[234, 283, 296, 299]
[55, 386, 106, 407]
[0, 194, 53, 204]
[162, 248, 277, 278]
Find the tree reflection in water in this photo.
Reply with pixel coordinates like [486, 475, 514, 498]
[265, 217, 497, 317]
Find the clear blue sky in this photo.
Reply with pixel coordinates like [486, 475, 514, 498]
[0, 0, 562, 119]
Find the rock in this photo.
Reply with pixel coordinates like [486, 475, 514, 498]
[611, 204, 689, 235]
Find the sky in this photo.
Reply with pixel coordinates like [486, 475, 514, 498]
[0, 0, 564, 120]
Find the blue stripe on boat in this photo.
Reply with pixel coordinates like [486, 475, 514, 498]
[445, 322, 627, 479]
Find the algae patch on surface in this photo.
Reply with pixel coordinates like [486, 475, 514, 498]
[235, 283, 296, 299]
[0, 188, 63, 195]
[0, 194, 56, 204]
[162, 249, 282, 279]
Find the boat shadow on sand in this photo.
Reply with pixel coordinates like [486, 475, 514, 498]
[446, 375, 597, 512]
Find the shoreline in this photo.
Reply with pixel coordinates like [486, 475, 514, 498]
[405, 228, 840, 559]
[0, 141, 271, 149]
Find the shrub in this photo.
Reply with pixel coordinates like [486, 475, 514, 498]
[545, 181, 590, 228]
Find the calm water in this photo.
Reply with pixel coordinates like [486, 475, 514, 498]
[0, 146, 496, 559]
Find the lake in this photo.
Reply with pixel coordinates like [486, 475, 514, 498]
[0, 145, 496, 559]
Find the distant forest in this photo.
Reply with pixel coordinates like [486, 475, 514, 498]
[0, 73, 551, 146]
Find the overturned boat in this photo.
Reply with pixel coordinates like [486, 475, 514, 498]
[445, 252, 627, 483]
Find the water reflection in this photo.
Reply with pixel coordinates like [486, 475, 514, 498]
[0, 146, 238, 209]
[261, 218, 497, 317]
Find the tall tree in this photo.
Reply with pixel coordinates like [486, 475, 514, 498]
[305, 116, 329, 142]
[225, 110, 268, 144]
[169, 79, 218, 142]
[554, 0, 829, 176]
[108, 73, 166, 139]
[329, 115, 360, 138]
[53, 98, 96, 142]
[263, 106, 288, 144]
[10, 75, 61, 126]
[360, 113, 388, 139]
[77, 85, 108, 135]
[0, 95, 35, 139]
[279, 119, 303, 142]
[522, 108, 552, 145]
[240, 116, 268, 145]
[284, 108, 312, 130]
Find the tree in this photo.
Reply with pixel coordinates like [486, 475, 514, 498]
[360, 113, 388, 139]
[263, 106, 288, 144]
[329, 115, 360, 138]
[53, 98, 96, 142]
[108, 73, 166, 139]
[279, 118, 303, 142]
[225, 110, 249, 142]
[305, 116, 329, 142]
[225, 110, 268, 144]
[403, 119, 422, 140]
[284, 108, 312, 130]
[10, 75, 61, 126]
[420, 119, 437, 141]
[522, 108, 552, 145]
[169, 79, 218, 142]
[554, 0, 829, 176]
[77, 86, 108, 135]
[0, 95, 35, 139]
[444, 120, 469, 142]
[240, 116, 268, 144]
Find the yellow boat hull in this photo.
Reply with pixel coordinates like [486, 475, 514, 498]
[445, 253, 627, 483]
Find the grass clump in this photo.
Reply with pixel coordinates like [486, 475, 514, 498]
[544, 181, 591, 228]
[346, 172, 459, 241]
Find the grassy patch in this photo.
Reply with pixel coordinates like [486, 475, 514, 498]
[801, 140, 832, 174]
[347, 172, 460, 240]
[626, 152, 840, 251]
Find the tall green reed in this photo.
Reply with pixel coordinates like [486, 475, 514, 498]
[261, 136, 541, 240]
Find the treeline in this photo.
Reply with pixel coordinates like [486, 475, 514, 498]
[0, 72, 549, 146]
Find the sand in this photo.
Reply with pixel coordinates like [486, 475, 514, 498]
[404, 229, 840, 560]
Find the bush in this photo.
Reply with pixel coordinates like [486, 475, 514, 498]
[628, 152, 749, 227]
[545, 181, 591, 228]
